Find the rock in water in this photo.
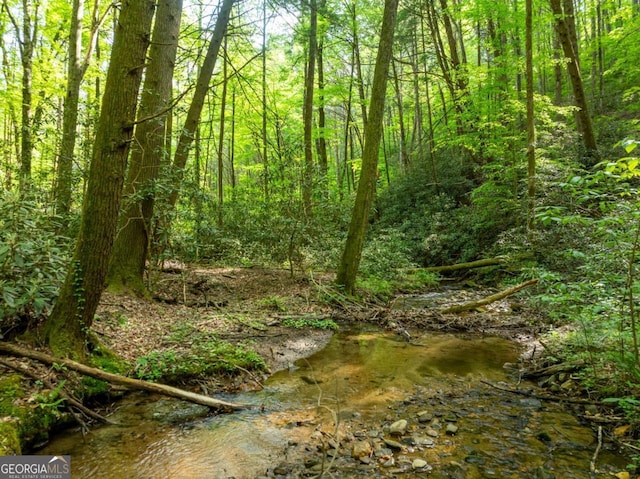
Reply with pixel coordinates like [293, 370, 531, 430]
[389, 419, 408, 435]
[412, 458, 428, 469]
[351, 440, 372, 461]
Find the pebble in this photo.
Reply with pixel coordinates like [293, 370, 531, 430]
[417, 411, 432, 423]
[383, 438, 404, 450]
[412, 458, 428, 469]
[351, 440, 372, 460]
[426, 428, 439, 437]
[446, 423, 459, 435]
[389, 419, 408, 435]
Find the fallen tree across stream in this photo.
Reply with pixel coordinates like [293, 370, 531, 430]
[0, 341, 247, 411]
[438, 279, 539, 314]
[408, 256, 507, 274]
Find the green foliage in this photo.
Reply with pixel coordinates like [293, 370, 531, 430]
[376, 152, 521, 268]
[281, 317, 338, 330]
[525, 137, 640, 406]
[0, 192, 69, 336]
[258, 295, 288, 312]
[134, 339, 267, 382]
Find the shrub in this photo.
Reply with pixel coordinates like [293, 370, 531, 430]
[0, 192, 69, 337]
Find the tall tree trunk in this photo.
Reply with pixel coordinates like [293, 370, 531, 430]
[106, 0, 182, 296]
[302, 0, 317, 217]
[316, 32, 329, 187]
[217, 34, 229, 228]
[336, 0, 400, 294]
[261, 0, 269, 202]
[550, 0, 598, 159]
[3, 0, 38, 192]
[351, 1, 368, 129]
[391, 59, 409, 169]
[55, 0, 104, 218]
[42, 0, 156, 359]
[167, 0, 234, 209]
[526, 0, 536, 234]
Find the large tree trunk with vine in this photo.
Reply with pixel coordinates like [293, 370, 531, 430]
[41, 0, 156, 359]
[336, 0, 399, 294]
[106, 0, 183, 296]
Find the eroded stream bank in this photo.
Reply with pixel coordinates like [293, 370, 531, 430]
[40, 326, 630, 478]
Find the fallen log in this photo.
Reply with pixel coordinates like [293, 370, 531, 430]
[521, 359, 586, 379]
[409, 257, 506, 274]
[0, 341, 247, 411]
[438, 278, 539, 314]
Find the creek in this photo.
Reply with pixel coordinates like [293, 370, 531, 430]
[40, 325, 630, 478]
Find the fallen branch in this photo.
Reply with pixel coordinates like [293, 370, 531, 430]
[590, 425, 602, 477]
[408, 257, 506, 274]
[521, 359, 586, 379]
[439, 279, 539, 314]
[480, 380, 605, 405]
[0, 342, 247, 411]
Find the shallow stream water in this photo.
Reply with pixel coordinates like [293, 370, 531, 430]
[40, 326, 630, 478]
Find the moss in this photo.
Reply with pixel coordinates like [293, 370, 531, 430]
[89, 340, 129, 374]
[0, 373, 65, 453]
[0, 420, 21, 455]
[0, 374, 24, 412]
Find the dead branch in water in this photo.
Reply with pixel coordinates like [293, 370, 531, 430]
[0, 341, 247, 411]
[439, 279, 539, 314]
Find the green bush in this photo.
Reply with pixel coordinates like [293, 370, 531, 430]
[0, 192, 69, 336]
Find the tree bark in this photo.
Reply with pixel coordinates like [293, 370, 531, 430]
[336, 0, 400, 294]
[42, 0, 156, 359]
[0, 342, 245, 410]
[106, 0, 183, 296]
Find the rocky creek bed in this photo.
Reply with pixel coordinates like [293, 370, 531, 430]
[39, 327, 631, 478]
[3, 267, 635, 477]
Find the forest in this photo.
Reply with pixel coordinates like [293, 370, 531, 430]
[1, 0, 640, 475]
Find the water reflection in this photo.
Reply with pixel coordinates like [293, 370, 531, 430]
[39, 329, 628, 478]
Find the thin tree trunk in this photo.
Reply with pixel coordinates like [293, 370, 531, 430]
[302, 0, 317, 217]
[168, 0, 235, 209]
[351, 1, 368, 129]
[261, 0, 269, 201]
[55, 0, 105, 217]
[217, 35, 229, 228]
[526, 0, 536, 235]
[316, 31, 329, 186]
[391, 59, 409, 169]
[3, 0, 38, 192]
[550, 0, 598, 158]
[336, 0, 400, 294]
[43, 0, 156, 359]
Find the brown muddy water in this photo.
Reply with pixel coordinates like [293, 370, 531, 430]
[39, 327, 630, 478]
